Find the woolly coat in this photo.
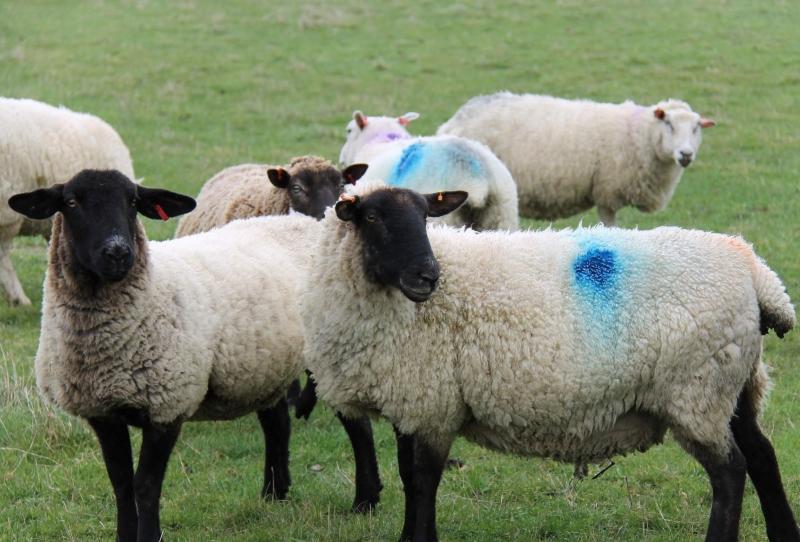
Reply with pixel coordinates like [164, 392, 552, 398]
[302, 201, 793, 461]
[175, 156, 333, 237]
[350, 132, 519, 231]
[437, 92, 700, 220]
[36, 213, 319, 423]
[0, 98, 134, 304]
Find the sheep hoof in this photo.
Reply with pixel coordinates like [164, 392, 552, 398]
[445, 457, 466, 470]
[351, 494, 380, 514]
[261, 481, 290, 501]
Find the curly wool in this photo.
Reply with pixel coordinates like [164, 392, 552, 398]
[302, 185, 793, 461]
[175, 155, 334, 237]
[438, 92, 702, 220]
[36, 213, 320, 424]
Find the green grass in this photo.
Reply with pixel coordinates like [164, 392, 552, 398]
[2, 1, 799, 540]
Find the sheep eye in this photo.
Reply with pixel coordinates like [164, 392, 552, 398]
[291, 185, 304, 194]
[65, 198, 78, 208]
[365, 213, 378, 223]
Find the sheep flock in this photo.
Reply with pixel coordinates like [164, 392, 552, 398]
[4, 88, 798, 542]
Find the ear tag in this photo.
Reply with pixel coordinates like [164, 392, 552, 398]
[154, 204, 170, 221]
[437, 193, 444, 202]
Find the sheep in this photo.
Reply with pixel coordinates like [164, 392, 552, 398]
[340, 110, 519, 231]
[0, 97, 134, 305]
[174, 155, 368, 237]
[437, 92, 716, 226]
[8, 169, 382, 542]
[300, 181, 798, 541]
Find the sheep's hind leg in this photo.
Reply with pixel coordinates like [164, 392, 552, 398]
[0, 225, 31, 306]
[294, 369, 318, 420]
[336, 413, 382, 512]
[730, 392, 800, 541]
[88, 418, 138, 542]
[134, 421, 182, 542]
[257, 398, 291, 500]
[596, 205, 616, 227]
[678, 434, 746, 542]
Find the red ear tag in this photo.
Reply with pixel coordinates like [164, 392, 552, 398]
[154, 204, 169, 221]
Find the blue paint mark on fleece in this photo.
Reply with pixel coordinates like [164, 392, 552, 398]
[387, 140, 485, 189]
[573, 247, 618, 293]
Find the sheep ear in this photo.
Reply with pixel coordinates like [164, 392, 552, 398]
[267, 167, 291, 189]
[8, 184, 64, 219]
[424, 191, 468, 218]
[136, 186, 196, 221]
[397, 112, 420, 126]
[335, 195, 360, 222]
[353, 110, 368, 129]
[700, 117, 716, 129]
[654, 108, 666, 120]
[342, 163, 368, 185]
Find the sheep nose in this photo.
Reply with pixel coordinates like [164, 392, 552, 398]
[678, 151, 693, 167]
[102, 243, 132, 263]
[419, 269, 440, 287]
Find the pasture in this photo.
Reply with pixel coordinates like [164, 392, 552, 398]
[1, 1, 799, 540]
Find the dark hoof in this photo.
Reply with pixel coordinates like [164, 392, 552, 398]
[261, 479, 290, 501]
[445, 457, 465, 470]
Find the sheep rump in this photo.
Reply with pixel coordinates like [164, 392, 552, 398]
[302, 188, 793, 462]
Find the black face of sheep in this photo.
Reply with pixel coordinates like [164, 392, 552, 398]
[268, 163, 368, 220]
[8, 169, 196, 283]
[335, 188, 468, 302]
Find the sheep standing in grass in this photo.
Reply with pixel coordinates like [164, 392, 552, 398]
[340, 110, 519, 231]
[301, 181, 798, 541]
[438, 92, 716, 226]
[8, 170, 382, 542]
[0, 97, 134, 305]
[175, 155, 368, 237]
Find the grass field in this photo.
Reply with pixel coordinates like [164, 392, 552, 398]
[1, 1, 799, 540]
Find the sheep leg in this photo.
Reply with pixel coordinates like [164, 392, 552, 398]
[336, 412, 382, 513]
[730, 392, 800, 541]
[294, 369, 318, 420]
[683, 437, 746, 542]
[134, 421, 182, 542]
[394, 427, 451, 542]
[0, 225, 31, 306]
[596, 205, 616, 227]
[88, 418, 138, 542]
[257, 398, 292, 500]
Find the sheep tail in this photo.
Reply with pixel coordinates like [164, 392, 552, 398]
[727, 237, 796, 338]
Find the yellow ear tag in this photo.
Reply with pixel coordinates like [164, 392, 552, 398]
[437, 193, 444, 202]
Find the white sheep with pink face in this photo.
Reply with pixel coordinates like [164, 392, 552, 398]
[437, 92, 716, 226]
[339, 110, 519, 231]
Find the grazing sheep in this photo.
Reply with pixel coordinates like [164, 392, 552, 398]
[340, 111, 519, 231]
[301, 181, 798, 541]
[0, 97, 134, 305]
[437, 92, 716, 226]
[8, 170, 381, 542]
[175, 155, 368, 237]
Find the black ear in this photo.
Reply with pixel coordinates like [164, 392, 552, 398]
[8, 184, 64, 219]
[136, 186, 196, 221]
[342, 163, 368, 185]
[424, 191, 469, 217]
[267, 167, 291, 189]
[334, 195, 360, 222]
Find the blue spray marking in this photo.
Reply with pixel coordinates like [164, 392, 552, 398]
[571, 240, 625, 345]
[574, 248, 618, 293]
[387, 140, 485, 189]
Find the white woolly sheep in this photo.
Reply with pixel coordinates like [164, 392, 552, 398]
[301, 181, 798, 541]
[437, 92, 716, 226]
[0, 97, 134, 305]
[8, 170, 381, 542]
[174, 155, 368, 237]
[340, 110, 519, 231]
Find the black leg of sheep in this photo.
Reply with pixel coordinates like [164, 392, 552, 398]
[336, 413, 383, 512]
[88, 418, 138, 542]
[257, 399, 292, 500]
[730, 393, 800, 541]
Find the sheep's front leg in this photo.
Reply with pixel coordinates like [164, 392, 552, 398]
[336, 413, 382, 512]
[134, 421, 182, 542]
[596, 205, 617, 227]
[730, 392, 800, 541]
[88, 418, 138, 542]
[0, 227, 31, 306]
[394, 427, 417, 541]
[257, 398, 291, 499]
